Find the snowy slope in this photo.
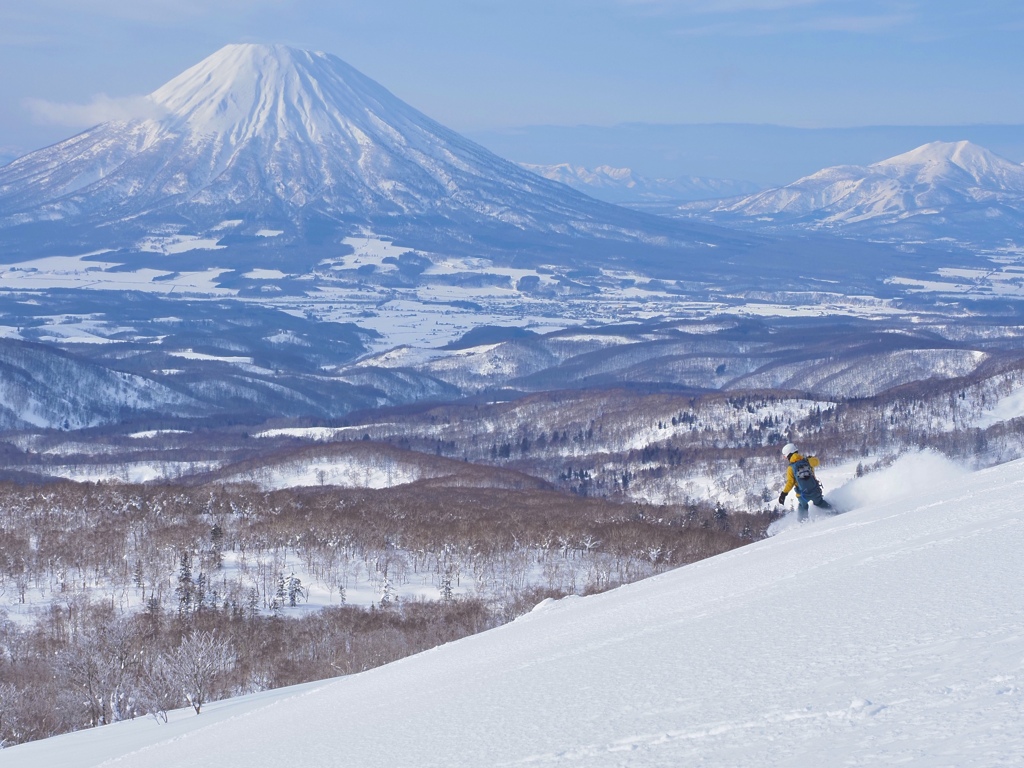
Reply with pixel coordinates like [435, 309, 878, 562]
[5, 452, 1023, 766]
[0, 338, 203, 430]
[688, 140, 1024, 244]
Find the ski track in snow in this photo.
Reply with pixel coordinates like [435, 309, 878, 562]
[4, 453, 1024, 766]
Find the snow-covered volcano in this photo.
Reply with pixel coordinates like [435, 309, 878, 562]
[685, 140, 1024, 245]
[0, 44, 712, 262]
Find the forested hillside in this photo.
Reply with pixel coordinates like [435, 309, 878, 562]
[251, 356, 1024, 509]
[0, 479, 759, 745]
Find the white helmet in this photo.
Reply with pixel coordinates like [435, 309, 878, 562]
[781, 442, 798, 457]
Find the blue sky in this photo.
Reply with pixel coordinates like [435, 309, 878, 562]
[1, 0, 1022, 156]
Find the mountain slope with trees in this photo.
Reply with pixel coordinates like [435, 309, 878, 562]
[4, 453, 1021, 766]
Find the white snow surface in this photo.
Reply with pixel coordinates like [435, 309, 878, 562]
[976, 383, 1024, 428]
[220, 453, 422, 491]
[6, 454, 1024, 767]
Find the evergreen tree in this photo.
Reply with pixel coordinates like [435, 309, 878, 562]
[176, 552, 194, 617]
[287, 574, 306, 607]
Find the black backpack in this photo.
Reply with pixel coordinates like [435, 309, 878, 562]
[792, 458, 822, 497]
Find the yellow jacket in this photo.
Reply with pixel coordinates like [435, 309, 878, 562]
[782, 452, 820, 496]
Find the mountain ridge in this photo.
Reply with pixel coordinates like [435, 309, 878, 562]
[472, 123, 1024, 187]
[520, 162, 759, 203]
[681, 140, 1024, 245]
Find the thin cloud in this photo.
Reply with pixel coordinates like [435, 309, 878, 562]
[25, 94, 169, 128]
[5, 0, 287, 25]
[805, 12, 913, 32]
[618, 0, 1023, 38]
[616, 0, 827, 13]
[673, 11, 913, 35]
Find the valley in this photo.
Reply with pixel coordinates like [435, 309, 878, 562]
[6, 310, 1024, 518]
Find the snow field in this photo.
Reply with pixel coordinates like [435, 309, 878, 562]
[137, 234, 225, 254]
[5, 452, 1023, 766]
[976, 384, 1024, 428]
[31, 460, 222, 484]
[223, 452, 424, 490]
[0, 513, 464, 622]
[329, 234, 407, 272]
[207, 548, 456, 612]
[0, 254, 234, 295]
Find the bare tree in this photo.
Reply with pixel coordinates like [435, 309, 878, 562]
[162, 631, 235, 714]
[0, 682, 19, 747]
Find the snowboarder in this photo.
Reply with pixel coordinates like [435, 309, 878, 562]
[777, 442, 832, 521]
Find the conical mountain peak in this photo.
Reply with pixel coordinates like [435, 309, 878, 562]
[877, 139, 991, 167]
[2, 42, 675, 250]
[871, 140, 1024, 189]
[149, 44, 401, 144]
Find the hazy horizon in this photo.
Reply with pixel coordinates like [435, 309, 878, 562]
[2, 1, 1021, 168]
[4, 116, 1022, 189]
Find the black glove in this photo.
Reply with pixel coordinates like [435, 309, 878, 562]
[778, 492, 787, 505]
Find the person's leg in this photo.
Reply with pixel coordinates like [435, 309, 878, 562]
[798, 497, 809, 521]
[812, 496, 832, 510]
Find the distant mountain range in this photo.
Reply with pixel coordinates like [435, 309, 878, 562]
[680, 141, 1024, 247]
[0, 49, 1019, 262]
[471, 123, 1024, 188]
[5, 308, 1010, 433]
[0, 338, 203, 431]
[0, 290, 383, 430]
[520, 163, 758, 204]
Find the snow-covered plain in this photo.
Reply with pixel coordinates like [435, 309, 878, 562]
[0, 227, 918, 355]
[5, 452, 1022, 767]
[0, 224, 957, 366]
